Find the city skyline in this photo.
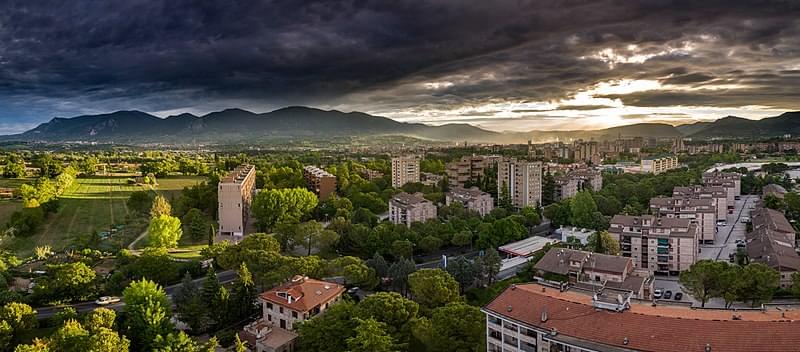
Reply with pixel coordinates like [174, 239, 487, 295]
[0, 1, 798, 134]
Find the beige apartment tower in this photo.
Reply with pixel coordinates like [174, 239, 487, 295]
[497, 158, 542, 208]
[218, 164, 256, 239]
[391, 156, 420, 188]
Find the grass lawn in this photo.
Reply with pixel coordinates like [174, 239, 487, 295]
[2, 175, 205, 258]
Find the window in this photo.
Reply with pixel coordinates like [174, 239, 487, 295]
[280, 307, 284, 314]
[292, 311, 298, 319]
[267, 302, 273, 310]
[267, 314, 272, 321]
[280, 319, 286, 329]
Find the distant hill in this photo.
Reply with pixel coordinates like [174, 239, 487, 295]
[684, 112, 800, 138]
[3, 107, 797, 144]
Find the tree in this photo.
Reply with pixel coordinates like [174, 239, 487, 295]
[366, 253, 389, 279]
[182, 208, 208, 242]
[0, 302, 37, 338]
[346, 318, 396, 352]
[127, 191, 153, 214]
[85, 327, 131, 351]
[737, 263, 780, 307]
[150, 195, 172, 218]
[357, 292, 419, 343]
[446, 256, 475, 293]
[451, 230, 473, 248]
[541, 172, 556, 206]
[230, 263, 258, 324]
[83, 308, 117, 332]
[678, 260, 726, 307]
[498, 181, 513, 210]
[585, 231, 620, 255]
[233, 334, 248, 352]
[174, 272, 208, 333]
[297, 301, 358, 352]
[48, 319, 89, 352]
[408, 269, 461, 311]
[477, 248, 502, 286]
[122, 279, 173, 351]
[570, 191, 599, 229]
[3, 158, 26, 178]
[295, 220, 340, 256]
[153, 331, 199, 351]
[416, 303, 484, 352]
[3, 208, 44, 237]
[251, 188, 318, 231]
[418, 235, 443, 254]
[792, 272, 800, 298]
[390, 240, 414, 259]
[148, 215, 183, 248]
[36, 262, 97, 302]
[388, 258, 416, 297]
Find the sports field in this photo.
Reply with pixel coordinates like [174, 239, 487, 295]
[2, 175, 206, 257]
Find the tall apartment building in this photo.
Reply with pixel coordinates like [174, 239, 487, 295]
[482, 283, 800, 352]
[649, 197, 717, 244]
[553, 175, 579, 201]
[241, 276, 344, 352]
[497, 158, 542, 208]
[446, 186, 494, 216]
[445, 155, 489, 187]
[388, 192, 437, 227]
[302, 166, 337, 201]
[391, 156, 420, 188]
[703, 171, 741, 199]
[673, 185, 728, 219]
[747, 208, 800, 288]
[573, 141, 599, 164]
[218, 164, 256, 239]
[609, 215, 698, 275]
[640, 155, 679, 174]
[570, 168, 603, 191]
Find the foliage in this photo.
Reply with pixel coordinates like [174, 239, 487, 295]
[127, 191, 154, 215]
[150, 195, 172, 218]
[585, 231, 620, 255]
[122, 279, 173, 351]
[3, 208, 44, 238]
[182, 208, 209, 242]
[148, 215, 183, 248]
[408, 269, 461, 312]
[34, 262, 97, 303]
[415, 303, 484, 352]
[251, 188, 318, 231]
[346, 318, 396, 352]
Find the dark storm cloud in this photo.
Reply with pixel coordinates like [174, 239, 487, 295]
[0, 0, 799, 131]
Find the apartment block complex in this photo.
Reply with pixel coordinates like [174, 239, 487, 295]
[445, 155, 490, 187]
[747, 208, 800, 288]
[241, 276, 344, 352]
[553, 175, 579, 201]
[533, 248, 653, 299]
[391, 156, 420, 188]
[553, 168, 602, 201]
[649, 197, 717, 244]
[609, 215, 698, 275]
[497, 158, 542, 208]
[673, 185, 728, 219]
[640, 155, 679, 174]
[388, 192, 437, 227]
[703, 171, 741, 205]
[483, 283, 800, 352]
[302, 166, 337, 201]
[218, 164, 256, 239]
[446, 186, 494, 216]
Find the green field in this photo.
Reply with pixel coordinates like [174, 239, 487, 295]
[2, 175, 206, 257]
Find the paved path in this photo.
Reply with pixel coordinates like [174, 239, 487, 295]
[127, 230, 148, 250]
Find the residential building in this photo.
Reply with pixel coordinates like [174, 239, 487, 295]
[763, 183, 788, 199]
[649, 197, 717, 244]
[391, 156, 420, 188]
[421, 172, 443, 186]
[640, 155, 679, 174]
[446, 186, 494, 216]
[483, 283, 800, 352]
[553, 175, 579, 201]
[747, 208, 800, 288]
[609, 215, 698, 274]
[360, 168, 384, 181]
[388, 192, 437, 227]
[703, 171, 742, 198]
[533, 248, 653, 299]
[673, 185, 728, 219]
[302, 166, 337, 201]
[553, 168, 603, 201]
[498, 158, 542, 208]
[446, 155, 489, 187]
[570, 168, 603, 191]
[218, 164, 256, 239]
[556, 226, 595, 246]
[241, 276, 345, 352]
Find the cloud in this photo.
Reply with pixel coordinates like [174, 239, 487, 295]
[0, 0, 798, 132]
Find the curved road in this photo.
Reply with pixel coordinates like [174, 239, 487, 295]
[35, 270, 237, 319]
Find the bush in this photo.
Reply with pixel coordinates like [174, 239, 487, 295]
[3, 208, 44, 237]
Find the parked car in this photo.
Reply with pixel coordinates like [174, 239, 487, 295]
[653, 289, 663, 299]
[741, 217, 750, 223]
[674, 292, 683, 301]
[663, 290, 672, 299]
[95, 296, 121, 306]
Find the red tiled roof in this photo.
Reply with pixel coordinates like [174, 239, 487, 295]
[484, 283, 800, 352]
[259, 276, 344, 313]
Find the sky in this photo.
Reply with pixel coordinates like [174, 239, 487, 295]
[0, 0, 799, 134]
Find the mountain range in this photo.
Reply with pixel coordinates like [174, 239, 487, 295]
[2, 107, 798, 145]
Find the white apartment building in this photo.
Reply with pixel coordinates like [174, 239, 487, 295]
[640, 155, 679, 174]
[609, 215, 698, 275]
[649, 197, 717, 244]
[388, 192, 437, 226]
[673, 185, 728, 219]
[446, 186, 494, 216]
[218, 164, 256, 239]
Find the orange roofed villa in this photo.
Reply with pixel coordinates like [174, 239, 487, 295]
[240, 276, 345, 352]
[483, 282, 800, 352]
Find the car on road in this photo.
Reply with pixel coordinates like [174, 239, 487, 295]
[653, 289, 663, 299]
[674, 292, 683, 301]
[741, 217, 750, 223]
[94, 296, 121, 306]
[716, 220, 727, 226]
[663, 290, 672, 299]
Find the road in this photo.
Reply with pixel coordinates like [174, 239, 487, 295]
[35, 270, 237, 319]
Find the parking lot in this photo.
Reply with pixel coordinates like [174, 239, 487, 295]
[652, 194, 757, 307]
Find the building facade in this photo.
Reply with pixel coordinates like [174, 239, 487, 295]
[446, 186, 494, 216]
[302, 166, 337, 201]
[391, 156, 421, 188]
[446, 155, 490, 187]
[673, 185, 728, 219]
[498, 158, 542, 208]
[703, 171, 742, 201]
[609, 215, 698, 275]
[388, 192, 437, 226]
[649, 197, 717, 244]
[218, 164, 256, 239]
[747, 207, 800, 288]
[640, 155, 679, 174]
